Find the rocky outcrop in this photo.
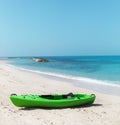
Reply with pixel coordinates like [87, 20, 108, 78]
[32, 58, 49, 62]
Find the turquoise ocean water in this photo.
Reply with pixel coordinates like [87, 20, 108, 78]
[7, 56, 120, 87]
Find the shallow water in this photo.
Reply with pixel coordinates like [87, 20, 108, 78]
[8, 56, 120, 86]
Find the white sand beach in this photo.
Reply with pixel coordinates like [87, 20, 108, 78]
[0, 60, 120, 125]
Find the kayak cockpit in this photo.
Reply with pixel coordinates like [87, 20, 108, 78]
[40, 93, 74, 100]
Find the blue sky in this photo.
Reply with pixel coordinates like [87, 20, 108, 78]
[0, 0, 120, 57]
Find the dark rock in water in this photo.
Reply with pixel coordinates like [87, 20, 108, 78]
[32, 58, 49, 62]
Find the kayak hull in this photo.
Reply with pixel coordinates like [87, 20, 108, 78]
[10, 94, 96, 108]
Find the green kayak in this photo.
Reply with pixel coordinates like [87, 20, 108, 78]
[10, 93, 96, 108]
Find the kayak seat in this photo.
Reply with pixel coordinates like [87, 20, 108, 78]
[41, 95, 54, 99]
[63, 92, 74, 98]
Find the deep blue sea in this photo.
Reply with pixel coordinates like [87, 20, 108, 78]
[7, 56, 120, 86]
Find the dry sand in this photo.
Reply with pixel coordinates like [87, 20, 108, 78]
[0, 61, 120, 125]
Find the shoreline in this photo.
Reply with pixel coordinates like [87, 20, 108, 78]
[0, 60, 120, 125]
[7, 63, 120, 96]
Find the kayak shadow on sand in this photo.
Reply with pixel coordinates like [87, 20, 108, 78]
[75, 103, 103, 108]
[19, 103, 103, 111]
